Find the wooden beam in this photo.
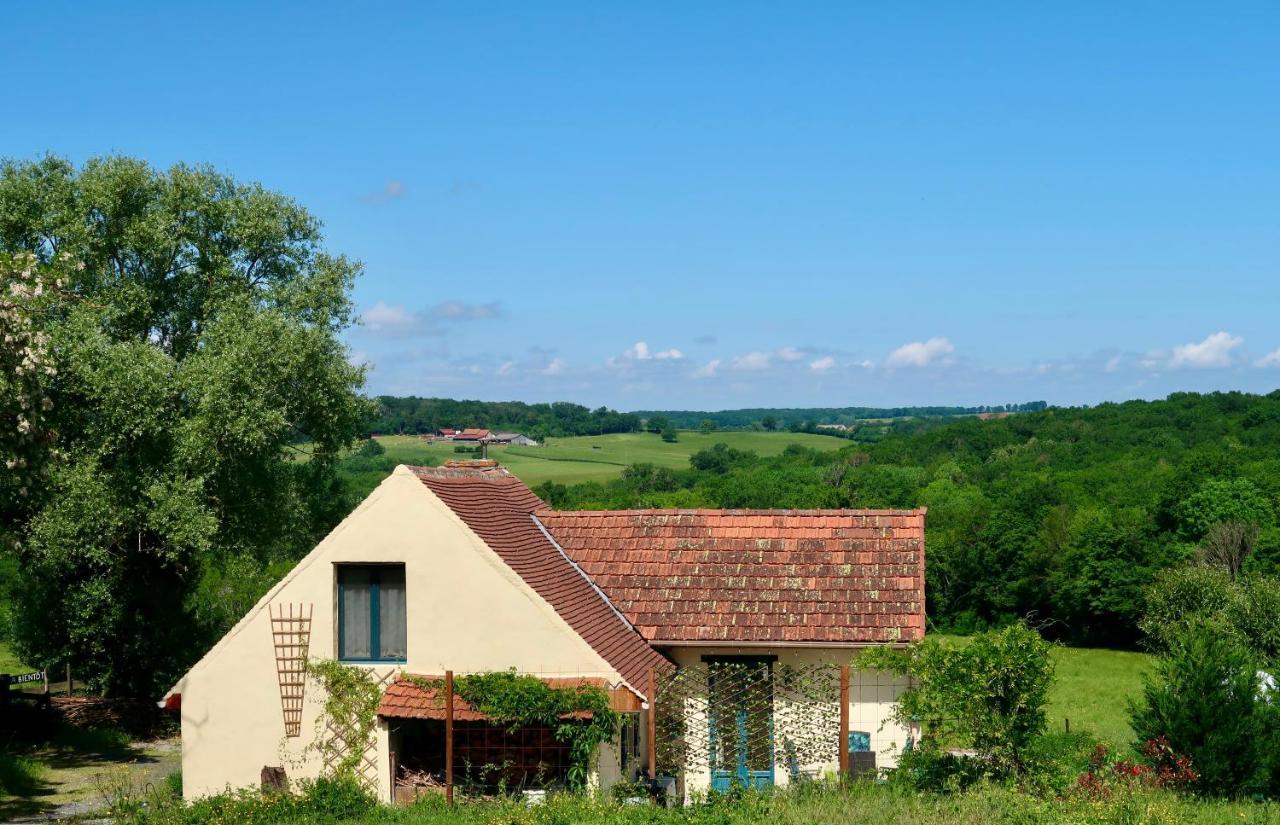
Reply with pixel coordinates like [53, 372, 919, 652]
[389, 749, 397, 805]
[444, 670, 454, 805]
[839, 665, 850, 778]
[647, 667, 657, 781]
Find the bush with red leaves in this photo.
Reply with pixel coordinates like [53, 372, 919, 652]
[1074, 739, 1198, 800]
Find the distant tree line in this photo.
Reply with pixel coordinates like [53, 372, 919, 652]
[635, 402, 1048, 430]
[537, 391, 1280, 648]
[368, 397, 642, 439]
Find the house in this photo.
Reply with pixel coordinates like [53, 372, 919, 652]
[163, 463, 925, 802]
[492, 432, 538, 446]
[451, 428, 491, 442]
[436, 428, 458, 439]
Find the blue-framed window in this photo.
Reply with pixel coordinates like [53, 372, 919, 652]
[337, 564, 407, 663]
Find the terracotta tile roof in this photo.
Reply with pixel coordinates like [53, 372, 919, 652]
[453, 428, 491, 440]
[535, 509, 926, 645]
[410, 466, 670, 694]
[378, 675, 637, 720]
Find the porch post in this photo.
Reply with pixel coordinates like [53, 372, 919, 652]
[839, 665, 850, 778]
[444, 670, 454, 805]
[647, 667, 657, 780]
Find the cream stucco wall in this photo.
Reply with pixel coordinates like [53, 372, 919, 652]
[171, 466, 625, 801]
[662, 646, 912, 801]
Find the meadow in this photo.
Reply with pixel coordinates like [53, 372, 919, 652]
[370, 430, 848, 486]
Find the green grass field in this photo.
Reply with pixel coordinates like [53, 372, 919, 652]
[1045, 644, 1150, 746]
[373, 430, 848, 486]
[933, 636, 1151, 747]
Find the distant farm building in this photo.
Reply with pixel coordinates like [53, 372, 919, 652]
[492, 432, 538, 446]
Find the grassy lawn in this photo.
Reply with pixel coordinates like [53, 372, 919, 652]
[0, 726, 180, 822]
[373, 430, 848, 486]
[127, 777, 1276, 825]
[932, 635, 1151, 748]
[0, 640, 28, 674]
[1045, 645, 1151, 747]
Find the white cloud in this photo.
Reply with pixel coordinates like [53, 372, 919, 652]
[732, 351, 772, 371]
[541, 358, 566, 376]
[885, 337, 955, 368]
[360, 300, 502, 336]
[809, 356, 836, 373]
[1256, 350, 1280, 368]
[608, 341, 683, 368]
[496, 361, 515, 376]
[1169, 331, 1243, 369]
[346, 350, 372, 368]
[361, 301, 418, 332]
[1105, 355, 1123, 373]
[694, 359, 722, 378]
[777, 346, 806, 363]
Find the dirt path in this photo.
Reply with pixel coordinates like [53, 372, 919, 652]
[2, 737, 179, 823]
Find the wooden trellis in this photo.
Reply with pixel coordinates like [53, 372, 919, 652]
[270, 603, 313, 737]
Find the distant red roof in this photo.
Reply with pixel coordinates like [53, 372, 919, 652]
[452, 428, 491, 440]
[535, 509, 926, 645]
[378, 675, 640, 721]
[410, 465, 669, 694]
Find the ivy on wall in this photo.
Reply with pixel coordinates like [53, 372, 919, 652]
[304, 659, 385, 780]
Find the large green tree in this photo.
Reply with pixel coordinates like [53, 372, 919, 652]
[0, 155, 370, 695]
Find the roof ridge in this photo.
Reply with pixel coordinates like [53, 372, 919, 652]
[536, 507, 927, 517]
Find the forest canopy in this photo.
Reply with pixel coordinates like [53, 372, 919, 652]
[534, 391, 1280, 647]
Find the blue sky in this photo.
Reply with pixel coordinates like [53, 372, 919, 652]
[5, 2, 1279, 410]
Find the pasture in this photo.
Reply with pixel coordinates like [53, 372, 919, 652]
[372, 430, 848, 486]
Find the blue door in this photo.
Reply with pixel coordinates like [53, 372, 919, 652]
[707, 658, 774, 791]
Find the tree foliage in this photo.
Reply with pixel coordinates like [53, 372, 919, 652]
[544, 392, 1280, 646]
[863, 623, 1054, 778]
[0, 155, 369, 695]
[369, 397, 640, 438]
[1129, 623, 1279, 797]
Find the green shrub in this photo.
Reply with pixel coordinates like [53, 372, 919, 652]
[1129, 622, 1278, 797]
[1226, 576, 1280, 665]
[1140, 566, 1232, 653]
[863, 623, 1054, 779]
[1142, 568, 1280, 666]
[116, 775, 374, 825]
[354, 438, 385, 458]
[888, 747, 988, 793]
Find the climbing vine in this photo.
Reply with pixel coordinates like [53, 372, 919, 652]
[411, 670, 620, 790]
[304, 659, 385, 779]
